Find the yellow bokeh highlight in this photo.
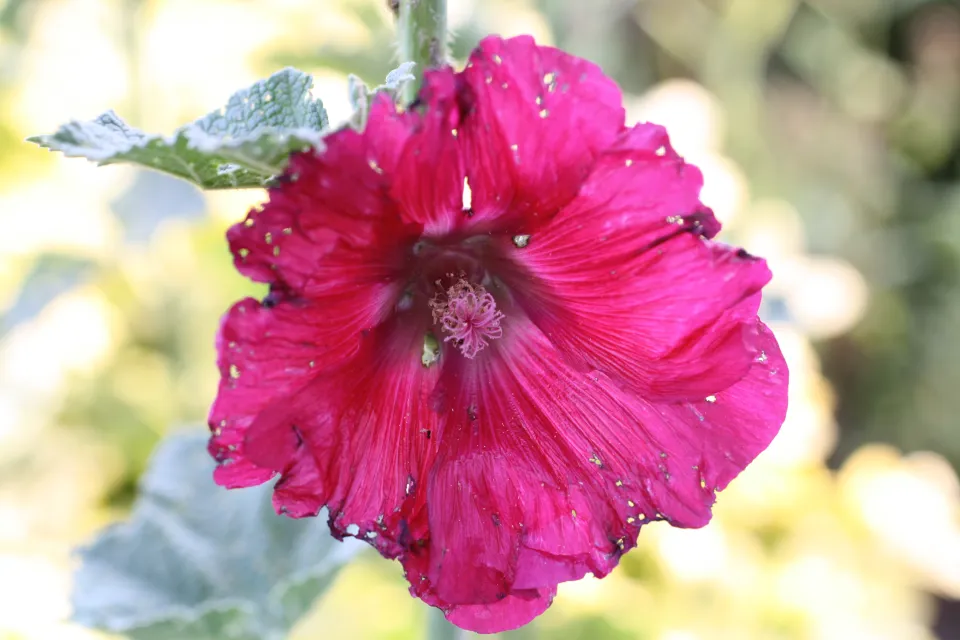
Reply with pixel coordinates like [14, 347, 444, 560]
[1, 1, 957, 639]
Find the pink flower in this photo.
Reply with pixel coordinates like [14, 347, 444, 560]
[208, 35, 788, 633]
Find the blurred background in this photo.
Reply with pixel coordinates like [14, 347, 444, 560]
[1, 0, 959, 638]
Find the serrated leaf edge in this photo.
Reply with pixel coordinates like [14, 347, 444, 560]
[28, 68, 329, 189]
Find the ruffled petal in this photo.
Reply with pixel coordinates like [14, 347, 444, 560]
[443, 590, 555, 635]
[227, 94, 420, 295]
[457, 35, 625, 231]
[388, 69, 467, 235]
[219, 309, 441, 558]
[404, 542, 556, 634]
[208, 296, 335, 489]
[647, 321, 789, 495]
[509, 123, 768, 401]
[402, 316, 786, 632]
[210, 34, 788, 636]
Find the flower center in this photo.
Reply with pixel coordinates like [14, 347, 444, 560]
[429, 279, 504, 359]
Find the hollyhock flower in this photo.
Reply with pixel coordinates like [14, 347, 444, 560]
[208, 35, 788, 633]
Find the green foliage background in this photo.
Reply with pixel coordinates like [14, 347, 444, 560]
[1, 0, 958, 639]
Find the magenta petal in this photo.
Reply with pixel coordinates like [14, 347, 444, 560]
[388, 68, 466, 235]
[510, 123, 769, 400]
[443, 589, 556, 634]
[208, 297, 330, 489]
[238, 317, 440, 556]
[209, 33, 789, 635]
[650, 320, 789, 495]
[401, 534, 556, 633]
[458, 35, 625, 230]
[227, 96, 420, 297]
[395, 316, 785, 628]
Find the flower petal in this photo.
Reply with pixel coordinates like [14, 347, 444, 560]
[227, 94, 420, 295]
[458, 35, 625, 231]
[212, 302, 442, 557]
[654, 320, 789, 494]
[208, 288, 410, 493]
[208, 296, 331, 489]
[404, 542, 556, 634]
[401, 316, 786, 631]
[442, 590, 555, 635]
[210, 35, 788, 635]
[510, 123, 768, 400]
[387, 69, 467, 235]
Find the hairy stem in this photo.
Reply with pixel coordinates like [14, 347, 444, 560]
[397, 0, 448, 102]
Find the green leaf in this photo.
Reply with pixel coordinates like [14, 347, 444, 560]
[380, 61, 417, 97]
[29, 68, 329, 189]
[72, 430, 362, 640]
[347, 61, 416, 130]
[1, 253, 97, 334]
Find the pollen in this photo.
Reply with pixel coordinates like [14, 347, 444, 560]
[429, 279, 504, 359]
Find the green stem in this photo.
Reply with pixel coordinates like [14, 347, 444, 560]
[397, 0, 448, 103]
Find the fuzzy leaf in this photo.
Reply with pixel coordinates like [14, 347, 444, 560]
[29, 68, 328, 189]
[347, 62, 416, 130]
[72, 430, 362, 640]
[380, 61, 416, 97]
[1, 254, 96, 333]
